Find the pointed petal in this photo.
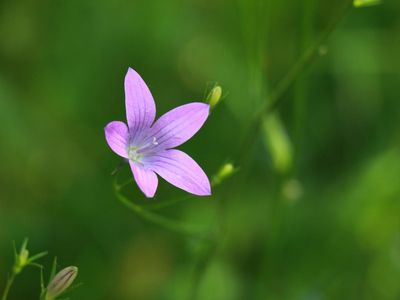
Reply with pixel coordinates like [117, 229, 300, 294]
[125, 68, 156, 134]
[146, 149, 211, 196]
[146, 102, 209, 150]
[130, 161, 158, 198]
[104, 121, 129, 158]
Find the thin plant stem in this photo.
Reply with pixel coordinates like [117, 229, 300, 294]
[1, 273, 16, 300]
[146, 194, 195, 210]
[115, 167, 229, 211]
[146, 179, 223, 210]
[237, 0, 353, 166]
[113, 183, 208, 237]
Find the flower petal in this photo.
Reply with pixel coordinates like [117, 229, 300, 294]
[145, 102, 209, 150]
[130, 161, 158, 198]
[104, 121, 129, 158]
[146, 149, 211, 196]
[125, 68, 156, 135]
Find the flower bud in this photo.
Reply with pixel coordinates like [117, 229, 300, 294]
[207, 85, 222, 110]
[212, 163, 235, 186]
[19, 249, 29, 266]
[14, 249, 29, 274]
[46, 266, 78, 300]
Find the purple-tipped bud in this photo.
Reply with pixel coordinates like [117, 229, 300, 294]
[45, 266, 78, 300]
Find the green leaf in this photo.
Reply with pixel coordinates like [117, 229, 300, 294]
[28, 251, 48, 263]
[19, 238, 28, 254]
[49, 257, 58, 284]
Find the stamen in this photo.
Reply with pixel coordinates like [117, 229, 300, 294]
[128, 136, 158, 156]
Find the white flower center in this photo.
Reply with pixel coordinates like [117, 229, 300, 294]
[128, 146, 142, 162]
[127, 137, 159, 162]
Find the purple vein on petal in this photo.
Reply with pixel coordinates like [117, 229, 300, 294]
[141, 103, 209, 151]
[145, 149, 211, 196]
[125, 68, 155, 136]
[107, 68, 211, 198]
[154, 109, 207, 148]
[130, 161, 158, 198]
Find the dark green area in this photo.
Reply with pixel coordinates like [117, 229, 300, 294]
[1, 0, 399, 299]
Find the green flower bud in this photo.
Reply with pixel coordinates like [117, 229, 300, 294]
[45, 266, 78, 300]
[207, 85, 222, 110]
[18, 249, 29, 267]
[14, 249, 29, 274]
[212, 163, 235, 186]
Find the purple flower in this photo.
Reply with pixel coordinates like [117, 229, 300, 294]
[105, 68, 211, 198]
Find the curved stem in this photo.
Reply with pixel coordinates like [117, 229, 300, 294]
[146, 194, 194, 210]
[115, 169, 226, 211]
[113, 183, 208, 237]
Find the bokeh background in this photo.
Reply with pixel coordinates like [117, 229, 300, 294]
[1, 0, 399, 299]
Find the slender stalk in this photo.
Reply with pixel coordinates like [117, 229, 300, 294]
[146, 194, 194, 210]
[115, 164, 232, 211]
[114, 184, 207, 237]
[1, 273, 16, 300]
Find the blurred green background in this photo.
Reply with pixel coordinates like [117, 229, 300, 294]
[1, 0, 399, 299]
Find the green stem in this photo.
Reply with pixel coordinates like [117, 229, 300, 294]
[114, 184, 207, 237]
[116, 169, 226, 211]
[1, 273, 16, 300]
[146, 194, 194, 210]
[147, 180, 222, 210]
[237, 0, 353, 165]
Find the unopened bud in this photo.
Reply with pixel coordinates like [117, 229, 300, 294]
[46, 266, 78, 300]
[19, 249, 29, 266]
[207, 85, 222, 110]
[212, 163, 235, 186]
[14, 249, 29, 274]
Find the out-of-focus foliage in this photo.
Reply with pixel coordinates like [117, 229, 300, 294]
[1, 0, 399, 299]
[354, 0, 382, 8]
[262, 113, 293, 174]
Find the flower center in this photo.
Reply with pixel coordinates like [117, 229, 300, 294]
[128, 146, 142, 162]
[127, 137, 159, 162]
